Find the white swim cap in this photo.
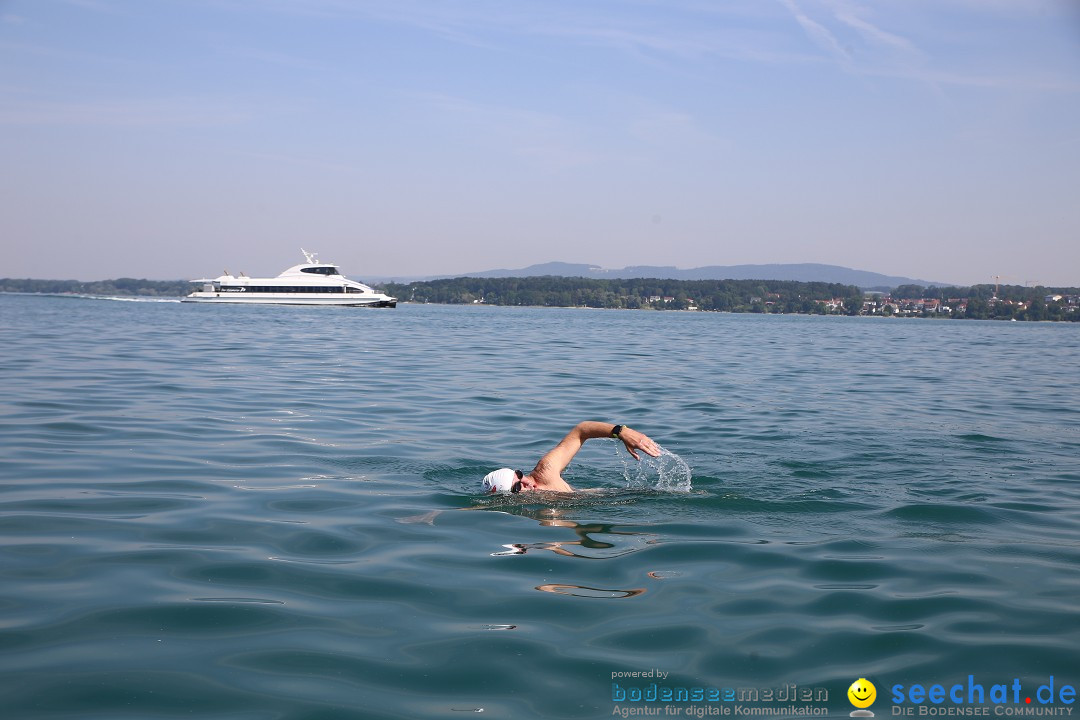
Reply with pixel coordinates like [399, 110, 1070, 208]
[482, 468, 518, 494]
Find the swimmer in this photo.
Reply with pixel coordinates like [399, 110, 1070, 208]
[482, 422, 661, 494]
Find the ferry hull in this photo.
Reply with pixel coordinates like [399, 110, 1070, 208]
[182, 294, 396, 307]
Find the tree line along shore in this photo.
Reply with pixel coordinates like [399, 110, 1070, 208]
[2, 276, 1078, 321]
[381, 277, 1079, 321]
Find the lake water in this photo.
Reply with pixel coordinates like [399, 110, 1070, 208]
[1, 294, 1078, 719]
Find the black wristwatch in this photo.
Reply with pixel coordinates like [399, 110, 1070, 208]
[611, 424, 624, 438]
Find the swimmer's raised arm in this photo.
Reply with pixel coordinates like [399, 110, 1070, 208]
[530, 422, 661, 486]
[482, 421, 663, 494]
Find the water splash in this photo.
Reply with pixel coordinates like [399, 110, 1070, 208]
[615, 443, 692, 492]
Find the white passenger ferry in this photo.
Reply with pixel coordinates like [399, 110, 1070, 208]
[182, 250, 396, 307]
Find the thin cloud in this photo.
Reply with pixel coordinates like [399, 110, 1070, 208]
[863, 65, 1080, 93]
[240, 0, 819, 67]
[779, 0, 850, 62]
[411, 92, 599, 171]
[832, 10, 920, 56]
[776, 0, 1079, 93]
[237, 150, 367, 175]
[627, 108, 729, 154]
[218, 45, 329, 73]
[62, 0, 125, 15]
[225, 0, 1080, 95]
[0, 96, 254, 127]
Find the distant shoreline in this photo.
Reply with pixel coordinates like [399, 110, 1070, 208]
[377, 276, 1079, 322]
[4, 280, 1078, 323]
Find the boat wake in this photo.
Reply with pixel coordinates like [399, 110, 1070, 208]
[36, 293, 182, 303]
[84, 295, 181, 303]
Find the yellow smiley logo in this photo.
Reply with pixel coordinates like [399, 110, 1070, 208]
[848, 678, 877, 709]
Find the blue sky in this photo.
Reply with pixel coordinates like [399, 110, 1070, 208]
[2, 0, 1078, 285]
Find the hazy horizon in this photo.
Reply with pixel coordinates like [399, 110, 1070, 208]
[2, 1, 1078, 286]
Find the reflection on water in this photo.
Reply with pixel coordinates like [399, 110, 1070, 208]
[490, 528, 652, 559]
[491, 507, 658, 559]
[534, 584, 647, 599]
[647, 570, 683, 579]
[486, 510, 658, 597]
[400, 499, 662, 559]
